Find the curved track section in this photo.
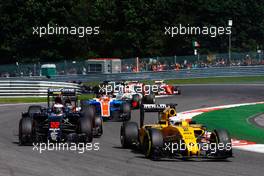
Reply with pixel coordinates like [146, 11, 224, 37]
[1, 85, 264, 176]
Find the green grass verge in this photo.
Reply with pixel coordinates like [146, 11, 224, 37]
[0, 94, 95, 103]
[193, 104, 264, 143]
[0, 97, 47, 103]
[83, 76, 264, 86]
[78, 94, 95, 101]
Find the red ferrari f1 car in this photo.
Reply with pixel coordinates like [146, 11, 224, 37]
[154, 80, 181, 95]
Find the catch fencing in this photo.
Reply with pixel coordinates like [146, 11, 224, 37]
[0, 52, 263, 77]
[44, 65, 264, 82]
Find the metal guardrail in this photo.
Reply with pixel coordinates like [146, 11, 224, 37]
[49, 65, 264, 82]
[0, 66, 263, 98]
[0, 80, 80, 97]
[0, 66, 264, 83]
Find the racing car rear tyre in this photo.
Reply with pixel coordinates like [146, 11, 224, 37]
[112, 111, 120, 121]
[174, 87, 181, 95]
[82, 105, 96, 118]
[120, 122, 138, 148]
[19, 117, 34, 145]
[142, 128, 163, 160]
[210, 129, 232, 158]
[125, 112, 131, 121]
[122, 103, 131, 114]
[143, 94, 155, 104]
[28, 105, 42, 116]
[79, 117, 93, 143]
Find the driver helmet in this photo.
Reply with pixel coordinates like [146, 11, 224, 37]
[54, 96, 62, 104]
[53, 103, 64, 115]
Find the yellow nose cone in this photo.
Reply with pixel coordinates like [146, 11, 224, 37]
[187, 142, 200, 155]
[181, 120, 189, 127]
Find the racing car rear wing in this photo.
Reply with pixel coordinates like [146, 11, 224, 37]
[47, 88, 77, 107]
[140, 104, 177, 127]
[48, 88, 76, 96]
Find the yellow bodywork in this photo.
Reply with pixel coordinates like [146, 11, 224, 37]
[139, 107, 205, 156]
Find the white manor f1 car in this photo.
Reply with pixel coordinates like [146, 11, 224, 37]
[95, 81, 156, 109]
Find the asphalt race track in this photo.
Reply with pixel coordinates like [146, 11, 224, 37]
[1, 85, 264, 176]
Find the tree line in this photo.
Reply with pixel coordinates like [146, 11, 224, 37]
[0, 0, 263, 64]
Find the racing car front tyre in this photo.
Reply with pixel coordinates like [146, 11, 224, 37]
[79, 117, 93, 143]
[121, 103, 131, 121]
[142, 128, 163, 160]
[210, 129, 232, 158]
[94, 116, 103, 137]
[19, 117, 34, 145]
[120, 122, 138, 148]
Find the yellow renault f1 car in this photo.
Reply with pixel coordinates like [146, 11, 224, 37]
[120, 104, 232, 160]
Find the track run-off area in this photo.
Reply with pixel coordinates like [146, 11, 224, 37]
[0, 84, 264, 176]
